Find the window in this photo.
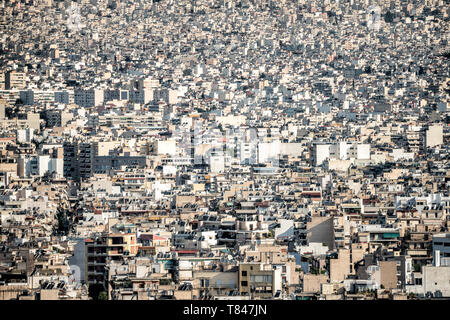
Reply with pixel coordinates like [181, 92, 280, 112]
[111, 237, 124, 245]
[200, 279, 209, 287]
[241, 271, 247, 277]
[250, 275, 273, 283]
[241, 281, 248, 287]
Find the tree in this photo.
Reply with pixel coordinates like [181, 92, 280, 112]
[431, 9, 441, 17]
[183, 69, 192, 76]
[384, 11, 395, 23]
[408, 292, 417, 299]
[88, 284, 105, 300]
[98, 291, 108, 300]
[55, 208, 70, 235]
[160, 279, 171, 285]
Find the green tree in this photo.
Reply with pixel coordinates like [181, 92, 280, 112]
[88, 284, 105, 300]
[98, 291, 108, 300]
[55, 208, 69, 235]
[384, 11, 395, 23]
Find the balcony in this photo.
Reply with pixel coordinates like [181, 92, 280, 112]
[109, 250, 124, 256]
[87, 261, 106, 266]
[87, 251, 108, 256]
[199, 283, 236, 289]
[406, 249, 428, 256]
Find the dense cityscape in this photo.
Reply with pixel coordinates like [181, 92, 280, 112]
[0, 0, 449, 301]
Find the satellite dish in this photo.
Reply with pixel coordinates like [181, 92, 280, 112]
[227, 254, 233, 261]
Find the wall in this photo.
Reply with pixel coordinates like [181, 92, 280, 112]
[303, 274, 328, 293]
[379, 261, 397, 289]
